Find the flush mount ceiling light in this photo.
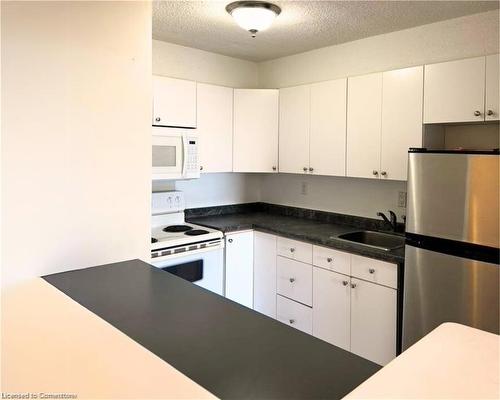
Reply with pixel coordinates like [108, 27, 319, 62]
[226, 1, 281, 38]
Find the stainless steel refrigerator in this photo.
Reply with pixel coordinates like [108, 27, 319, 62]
[402, 149, 499, 350]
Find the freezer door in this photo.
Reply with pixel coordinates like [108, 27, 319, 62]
[406, 153, 499, 247]
[402, 245, 499, 350]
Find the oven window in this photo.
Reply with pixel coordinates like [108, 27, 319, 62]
[152, 145, 176, 167]
[162, 260, 203, 283]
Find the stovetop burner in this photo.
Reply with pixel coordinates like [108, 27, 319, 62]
[151, 237, 158, 244]
[184, 229, 209, 236]
[163, 225, 193, 233]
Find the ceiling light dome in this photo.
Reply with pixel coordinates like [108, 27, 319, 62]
[226, 1, 281, 38]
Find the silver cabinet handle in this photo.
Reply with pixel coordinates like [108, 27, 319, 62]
[289, 278, 295, 283]
[228, 238, 233, 243]
[372, 170, 379, 176]
[351, 283, 357, 289]
[342, 280, 349, 286]
[309, 167, 314, 172]
[200, 165, 204, 171]
[272, 166, 277, 171]
[474, 110, 481, 116]
[155, 117, 161, 122]
[487, 110, 494, 116]
[303, 167, 308, 172]
[381, 171, 387, 176]
[326, 257, 333, 263]
[290, 248, 295, 253]
[369, 268, 375, 274]
[289, 319, 295, 324]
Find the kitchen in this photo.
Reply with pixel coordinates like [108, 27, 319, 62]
[2, 1, 499, 399]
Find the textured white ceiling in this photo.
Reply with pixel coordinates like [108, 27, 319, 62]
[153, 1, 499, 62]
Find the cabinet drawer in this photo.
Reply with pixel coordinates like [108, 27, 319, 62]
[277, 237, 312, 264]
[351, 255, 397, 289]
[277, 256, 313, 306]
[277, 295, 312, 334]
[313, 245, 350, 275]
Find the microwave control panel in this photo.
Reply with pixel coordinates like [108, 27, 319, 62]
[185, 136, 199, 178]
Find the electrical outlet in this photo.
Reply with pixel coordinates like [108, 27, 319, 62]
[301, 181, 308, 195]
[398, 191, 407, 208]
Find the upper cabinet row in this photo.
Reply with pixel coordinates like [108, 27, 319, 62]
[153, 54, 499, 180]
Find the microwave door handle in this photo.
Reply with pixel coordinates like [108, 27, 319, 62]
[182, 134, 188, 177]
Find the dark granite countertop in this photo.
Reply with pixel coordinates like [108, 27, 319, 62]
[44, 259, 380, 400]
[187, 204, 405, 264]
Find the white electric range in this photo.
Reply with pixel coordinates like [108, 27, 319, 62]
[151, 191, 224, 296]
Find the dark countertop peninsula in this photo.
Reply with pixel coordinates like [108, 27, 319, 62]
[187, 203, 405, 264]
[44, 259, 380, 400]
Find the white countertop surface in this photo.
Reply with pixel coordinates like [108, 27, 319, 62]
[345, 322, 499, 399]
[1, 278, 217, 399]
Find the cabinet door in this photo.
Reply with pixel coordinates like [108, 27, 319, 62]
[197, 83, 233, 173]
[225, 231, 254, 308]
[310, 79, 347, 177]
[253, 231, 277, 318]
[234, 89, 279, 173]
[485, 54, 499, 121]
[153, 76, 196, 128]
[424, 57, 485, 123]
[277, 295, 313, 334]
[279, 85, 310, 174]
[347, 73, 382, 179]
[350, 278, 397, 366]
[381, 66, 423, 181]
[312, 267, 350, 350]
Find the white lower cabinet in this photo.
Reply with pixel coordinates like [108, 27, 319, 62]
[277, 256, 312, 306]
[277, 294, 313, 334]
[225, 231, 254, 308]
[248, 232, 398, 366]
[350, 278, 397, 366]
[253, 231, 277, 318]
[312, 267, 351, 351]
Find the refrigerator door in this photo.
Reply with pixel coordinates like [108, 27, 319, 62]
[406, 152, 499, 248]
[402, 245, 499, 350]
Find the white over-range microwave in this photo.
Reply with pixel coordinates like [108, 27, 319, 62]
[152, 127, 200, 180]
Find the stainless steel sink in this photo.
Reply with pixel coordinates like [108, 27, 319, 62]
[336, 231, 405, 251]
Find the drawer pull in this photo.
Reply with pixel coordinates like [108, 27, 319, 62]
[351, 283, 357, 289]
[290, 248, 295, 253]
[342, 280, 349, 286]
[369, 268, 375, 274]
[327, 257, 333, 262]
[289, 277, 296, 283]
[289, 319, 295, 324]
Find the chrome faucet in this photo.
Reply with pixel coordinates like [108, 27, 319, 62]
[377, 210, 398, 232]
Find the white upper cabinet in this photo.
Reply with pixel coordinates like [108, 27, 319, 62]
[309, 79, 347, 176]
[233, 89, 279, 173]
[153, 76, 197, 128]
[381, 66, 423, 181]
[423, 56, 485, 124]
[347, 73, 383, 179]
[485, 54, 499, 121]
[279, 85, 310, 174]
[197, 83, 233, 173]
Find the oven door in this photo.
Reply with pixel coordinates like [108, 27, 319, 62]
[151, 248, 224, 296]
[152, 132, 185, 179]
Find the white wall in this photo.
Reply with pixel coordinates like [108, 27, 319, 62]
[153, 173, 261, 209]
[260, 174, 406, 219]
[153, 40, 258, 88]
[258, 10, 499, 88]
[1, 1, 152, 287]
